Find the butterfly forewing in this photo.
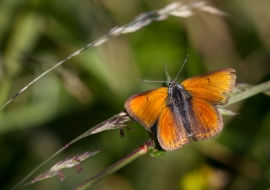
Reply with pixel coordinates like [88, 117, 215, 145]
[181, 68, 236, 105]
[157, 106, 190, 151]
[124, 87, 168, 130]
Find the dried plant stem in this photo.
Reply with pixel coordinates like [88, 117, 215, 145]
[0, 1, 226, 111]
[227, 81, 270, 106]
[13, 111, 131, 190]
[74, 141, 150, 190]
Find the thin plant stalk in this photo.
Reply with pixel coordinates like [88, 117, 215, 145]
[74, 141, 150, 190]
[0, 1, 226, 111]
[13, 111, 131, 190]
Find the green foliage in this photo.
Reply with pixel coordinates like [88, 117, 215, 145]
[0, 1, 270, 190]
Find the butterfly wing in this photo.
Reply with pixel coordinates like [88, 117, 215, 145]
[189, 97, 223, 141]
[181, 68, 236, 105]
[157, 105, 190, 151]
[124, 87, 168, 130]
[181, 68, 236, 140]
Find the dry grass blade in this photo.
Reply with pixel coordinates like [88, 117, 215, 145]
[0, 1, 227, 111]
[22, 150, 100, 188]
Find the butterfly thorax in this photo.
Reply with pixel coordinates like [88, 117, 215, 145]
[167, 81, 191, 104]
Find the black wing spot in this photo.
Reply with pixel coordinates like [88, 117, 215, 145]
[207, 78, 210, 83]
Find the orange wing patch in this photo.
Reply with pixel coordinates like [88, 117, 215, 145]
[124, 87, 168, 130]
[190, 97, 223, 141]
[181, 68, 236, 105]
[157, 106, 190, 151]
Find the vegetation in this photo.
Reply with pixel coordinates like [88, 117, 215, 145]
[0, 1, 270, 189]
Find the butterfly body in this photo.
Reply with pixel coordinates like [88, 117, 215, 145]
[167, 81, 193, 136]
[125, 68, 236, 151]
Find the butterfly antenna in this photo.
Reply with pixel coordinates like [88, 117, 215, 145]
[137, 79, 166, 83]
[174, 55, 189, 81]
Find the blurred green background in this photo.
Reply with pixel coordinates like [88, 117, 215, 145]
[0, 0, 270, 189]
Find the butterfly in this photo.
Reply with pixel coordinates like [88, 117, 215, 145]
[124, 68, 236, 151]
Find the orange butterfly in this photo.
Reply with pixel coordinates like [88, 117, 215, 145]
[124, 68, 236, 151]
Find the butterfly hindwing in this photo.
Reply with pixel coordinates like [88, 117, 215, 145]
[189, 97, 223, 141]
[157, 105, 190, 151]
[124, 87, 168, 130]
